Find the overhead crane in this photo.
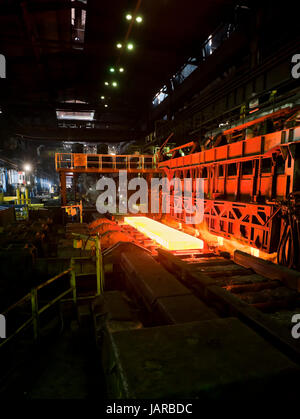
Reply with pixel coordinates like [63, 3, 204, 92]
[55, 152, 161, 205]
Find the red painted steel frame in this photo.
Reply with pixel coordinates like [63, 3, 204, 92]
[158, 110, 300, 253]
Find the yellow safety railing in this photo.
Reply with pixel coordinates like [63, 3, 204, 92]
[62, 201, 83, 223]
[71, 233, 104, 295]
[55, 152, 156, 171]
[0, 268, 74, 348]
[0, 235, 105, 348]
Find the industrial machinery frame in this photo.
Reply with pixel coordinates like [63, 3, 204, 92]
[158, 107, 300, 263]
[55, 153, 160, 205]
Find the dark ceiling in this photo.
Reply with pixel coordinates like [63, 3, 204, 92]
[0, 0, 237, 143]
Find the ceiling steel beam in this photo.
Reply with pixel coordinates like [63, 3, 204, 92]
[14, 126, 146, 143]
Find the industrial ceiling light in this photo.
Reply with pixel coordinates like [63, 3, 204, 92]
[104, 104, 108, 108]
[101, 96, 105, 100]
[119, 67, 124, 73]
[136, 16, 143, 23]
[109, 67, 115, 73]
[56, 110, 95, 121]
[105, 81, 109, 86]
[112, 81, 118, 87]
[24, 163, 32, 172]
[126, 13, 132, 20]
[116, 43, 122, 49]
[127, 43, 134, 50]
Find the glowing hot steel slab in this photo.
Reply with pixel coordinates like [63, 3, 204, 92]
[124, 216, 204, 251]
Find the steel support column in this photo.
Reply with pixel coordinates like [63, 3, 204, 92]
[60, 172, 67, 206]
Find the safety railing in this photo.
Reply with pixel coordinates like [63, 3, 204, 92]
[62, 201, 83, 224]
[55, 153, 156, 171]
[71, 233, 104, 296]
[0, 235, 105, 348]
[0, 269, 73, 348]
[15, 204, 29, 220]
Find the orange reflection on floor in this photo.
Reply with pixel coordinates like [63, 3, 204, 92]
[124, 216, 204, 250]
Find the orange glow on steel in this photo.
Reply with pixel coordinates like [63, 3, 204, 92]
[124, 216, 204, 250]
[250, 247, 260, 257]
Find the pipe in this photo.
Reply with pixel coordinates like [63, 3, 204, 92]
[25, 187, 29, 205]
[16, 188, 20, 205]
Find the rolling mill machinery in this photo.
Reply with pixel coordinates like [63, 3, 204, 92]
[55, 106, 300, 270]
[157, 107, 300, 269]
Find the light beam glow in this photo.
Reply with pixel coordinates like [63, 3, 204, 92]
[250, 247, 260, 257]
[24, 163, 32, 172]
[124, 216, 204, 251]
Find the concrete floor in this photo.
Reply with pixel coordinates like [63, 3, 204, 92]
[28, 322, 101, 399]
[1, 316, 106, 399]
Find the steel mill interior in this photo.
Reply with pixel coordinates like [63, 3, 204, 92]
[0, 0, 300, 404]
